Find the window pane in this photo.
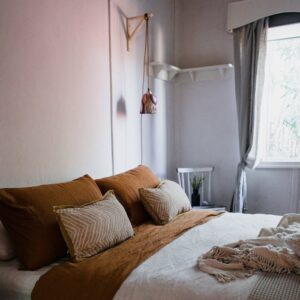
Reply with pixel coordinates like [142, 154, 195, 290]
[264, 25, 300, 161]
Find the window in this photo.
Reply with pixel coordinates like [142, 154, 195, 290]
[259, 23, 300, 167]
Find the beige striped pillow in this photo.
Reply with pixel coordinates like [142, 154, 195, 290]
[139, 180, 192, 225]
[54, 191, 134, 262]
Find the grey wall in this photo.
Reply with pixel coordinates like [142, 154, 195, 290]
[171, 0, 238, 209]
[175, 0, 234, 68]
[172, 0, 300, 214]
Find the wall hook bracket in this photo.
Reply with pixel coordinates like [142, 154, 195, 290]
[126, 12, 153, 51]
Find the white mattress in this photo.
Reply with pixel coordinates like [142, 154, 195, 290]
[0, 212, 281, 300]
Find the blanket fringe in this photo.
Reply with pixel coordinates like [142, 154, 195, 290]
[198, 214, 300, 283]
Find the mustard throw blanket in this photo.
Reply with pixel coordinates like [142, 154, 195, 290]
[32, 210, 222, 300]
[198, 214, 300, 283]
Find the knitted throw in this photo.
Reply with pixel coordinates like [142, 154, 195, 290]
[198, 214, 300, 283]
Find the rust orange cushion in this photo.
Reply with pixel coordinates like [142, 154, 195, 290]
[95, 165, 160, 225]
[0, 175, 102, 270]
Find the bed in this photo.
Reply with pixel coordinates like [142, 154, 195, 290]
[0, 212, 281, 300]
[1, 165, 298, 300]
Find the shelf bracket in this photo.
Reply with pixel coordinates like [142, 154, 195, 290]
[188, 71, 195, 81]
[126, 13, 153, 51]
[167, 70, 179, 81]
[218, 68, 225, 78]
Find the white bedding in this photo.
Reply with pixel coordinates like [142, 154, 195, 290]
[0, 212, 281, 300]
[115, 212, 281, 300]
[0, 260, 54, 300]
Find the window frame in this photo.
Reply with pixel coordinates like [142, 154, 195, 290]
[256, 21, 300, 168]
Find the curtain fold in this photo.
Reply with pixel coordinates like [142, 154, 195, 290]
[231, 18, 268, 213]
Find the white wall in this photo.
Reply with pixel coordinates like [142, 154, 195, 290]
[0, 0, 175, 187]
[247, 169, 299, 214]
[110, 0, 175, 178]
[173, 0, 300, 214]
[228, 0, 300, 31]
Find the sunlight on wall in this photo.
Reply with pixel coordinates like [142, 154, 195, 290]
[110, 0, 174, 177]
[142, 78, 167, 179]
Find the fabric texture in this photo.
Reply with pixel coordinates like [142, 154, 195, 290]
[0, 221, 15, 260]
[197, 214, 300, 283]
[32, 210, 222, 300]
[54, 191, 134, 262]
[139, 180, 192, 225]
[114, 213, 280, 300]
[0, 259, 54, 300]
[0, 175, 102, 270]
[231, 18, 268, 213]
[0, 213, 280, 300]
[248, 273, 300, 300]
[95, 165, 160, 225]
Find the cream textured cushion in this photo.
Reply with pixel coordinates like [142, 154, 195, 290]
[139, 180, 192, 225]
[54, 191, 134, 262]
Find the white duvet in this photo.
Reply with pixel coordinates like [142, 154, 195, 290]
[0, 212, 280, 300]
[115, 212, 281, 300]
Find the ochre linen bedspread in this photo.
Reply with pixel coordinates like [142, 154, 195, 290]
[32, 210, 222, 300]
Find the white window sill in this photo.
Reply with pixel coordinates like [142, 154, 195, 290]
[256, 161, 300, 169]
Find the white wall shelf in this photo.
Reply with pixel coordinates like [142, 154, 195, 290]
[150, 62, 234, 82]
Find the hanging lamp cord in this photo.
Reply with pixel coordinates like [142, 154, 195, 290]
[141, 14, 150, 165]
[142, 14, 150, 94]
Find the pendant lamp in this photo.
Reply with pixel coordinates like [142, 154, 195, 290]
[140, 14, 157, 114]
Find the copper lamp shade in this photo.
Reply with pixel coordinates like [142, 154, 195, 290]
[140, 88, 157, 114]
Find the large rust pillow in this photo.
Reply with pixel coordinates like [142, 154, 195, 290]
[0, 175, 102, 270]
[95, 165, 160, 225]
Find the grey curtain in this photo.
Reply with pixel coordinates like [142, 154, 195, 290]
[231, 18, 268, 213]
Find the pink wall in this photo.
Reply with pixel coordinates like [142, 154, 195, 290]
[0, 0, 112, 186]
[0, 0, 175, 187]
